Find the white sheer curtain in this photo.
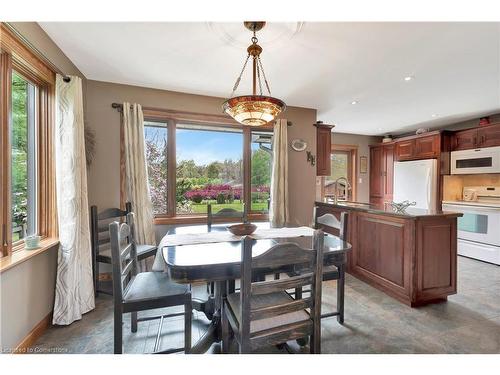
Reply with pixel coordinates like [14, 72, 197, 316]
[122, 102, 156, 246]
[270, 119, 289, 227]
[53, 75, 95, 325]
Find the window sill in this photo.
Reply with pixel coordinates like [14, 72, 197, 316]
[153, 213, 269, 226]
[0, 238, 59, 274]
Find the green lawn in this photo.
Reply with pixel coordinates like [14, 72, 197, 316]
[191, 202, 268, 214]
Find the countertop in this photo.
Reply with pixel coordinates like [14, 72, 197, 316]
[315, 200, 463, 219]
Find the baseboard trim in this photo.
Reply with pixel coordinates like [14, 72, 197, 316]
[14, 312, 52, 354]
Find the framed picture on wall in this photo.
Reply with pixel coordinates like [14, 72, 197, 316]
[360, 156, 368, 174]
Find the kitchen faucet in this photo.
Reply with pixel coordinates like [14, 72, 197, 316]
[333, 177, 352, 204]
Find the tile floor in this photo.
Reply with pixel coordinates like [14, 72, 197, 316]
[32, 256, 500, 354]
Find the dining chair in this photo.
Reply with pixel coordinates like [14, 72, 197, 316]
[313, 206, 348, 323]
[90, 202, 157, 296]
[221, 230, 324, 354]
[207, 203, 248, 229]
[109, 212, 192, 354]
[206, 203, 248, 294]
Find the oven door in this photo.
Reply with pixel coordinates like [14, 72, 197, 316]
[442, 204, 500, 246]
[451, 147, 500, 174]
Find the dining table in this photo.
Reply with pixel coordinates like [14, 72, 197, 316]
[160, 222, 352, 354]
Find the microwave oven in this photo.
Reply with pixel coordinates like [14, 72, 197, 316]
[451, 146, 500, 174]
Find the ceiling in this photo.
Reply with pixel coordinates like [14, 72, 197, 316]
[39, 22, 500, 135]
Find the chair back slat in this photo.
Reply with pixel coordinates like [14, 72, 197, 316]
[250, 297, 312, 321]
[109, 212, 138, 300]
[98, 207, 128, 221]
[251, 273, 313, 295]
[313, 206, 348, 240]
[207, 203, 248, 228]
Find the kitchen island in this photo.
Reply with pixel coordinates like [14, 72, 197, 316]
[315, 201, 463, 306]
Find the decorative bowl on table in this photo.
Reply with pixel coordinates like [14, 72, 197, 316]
[227, 223, 257, 236]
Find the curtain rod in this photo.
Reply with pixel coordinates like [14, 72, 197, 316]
[111, 102, 292, 126]
[5, 22, 73, 83]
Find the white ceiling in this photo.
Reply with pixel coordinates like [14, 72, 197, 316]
[39, 22, 500, 135]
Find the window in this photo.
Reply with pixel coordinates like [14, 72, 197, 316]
[251, 131, 272, 212]
[143, 117, 273, 221]
[1, 24, 56, 257]
[11, 71, 38, 242]
[176, 124, 243, 215]
[323, 147, 357, 202]
[144, 121, 168, 215]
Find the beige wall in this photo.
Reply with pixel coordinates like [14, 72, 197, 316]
[85, 80, 317, 228]
[0, 22, 84, 350]
[330, 132, 381, 203]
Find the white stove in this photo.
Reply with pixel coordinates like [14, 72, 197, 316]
[442, 186, 500, 265]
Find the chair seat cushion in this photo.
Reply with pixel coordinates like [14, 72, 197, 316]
[226, 291, 310, 333]
[124, 272, 190, 304]
[98, 243, 157, 261]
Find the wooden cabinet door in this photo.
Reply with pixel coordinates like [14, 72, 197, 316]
[395, 140, 414, 160]
[414, 135, 439, 158]
[478, 124, 500, 148]
[383, 144, 394, 199]
[369, 146, 383, 198]
[316, 126, 332, 176]
[452, 128, 478, 150]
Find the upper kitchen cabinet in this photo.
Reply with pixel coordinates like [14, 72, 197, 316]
[395, 132, 440, 161]
[369, 143, 394, 208]
[451, 123, 500, 150]
[315, 121, 335, 176]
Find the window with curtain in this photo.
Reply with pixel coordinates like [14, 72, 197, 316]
[143, 119, 273, 220]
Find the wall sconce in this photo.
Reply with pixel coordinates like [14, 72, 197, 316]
[306, 151, 315, 166]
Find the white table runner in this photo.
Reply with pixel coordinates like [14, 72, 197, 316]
[152, 226, 314, 271]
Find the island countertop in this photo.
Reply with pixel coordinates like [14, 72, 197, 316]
[315, 200, 463, 219]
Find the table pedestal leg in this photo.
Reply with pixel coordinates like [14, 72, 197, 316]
[189, 280, 225, 354]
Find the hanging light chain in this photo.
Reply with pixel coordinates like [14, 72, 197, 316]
[229, 53, 251, 98]
[256, 57, 263, 95]
[257, 56, 272, 95]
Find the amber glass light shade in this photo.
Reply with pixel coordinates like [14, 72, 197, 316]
[222, 95, 286, 126]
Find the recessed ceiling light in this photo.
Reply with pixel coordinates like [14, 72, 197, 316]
[431, 114, 438, 118]
[377, 127, 383, 131]
[351, 100, 358, 105]
[404, 76, 413, 81]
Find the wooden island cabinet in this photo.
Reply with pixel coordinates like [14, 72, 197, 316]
[315, 201, 462, 307]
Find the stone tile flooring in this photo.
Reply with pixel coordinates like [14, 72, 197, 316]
[33, 256, 500, 354]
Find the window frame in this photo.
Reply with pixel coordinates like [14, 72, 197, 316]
[0, 23, 56, 257]
[122, 108, 274, 225]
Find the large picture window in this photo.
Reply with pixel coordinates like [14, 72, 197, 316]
[143, 118, 273, 221]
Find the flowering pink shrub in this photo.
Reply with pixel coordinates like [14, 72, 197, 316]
[185, 183, 269, 203]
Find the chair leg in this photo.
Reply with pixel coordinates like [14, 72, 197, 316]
[337, 264, 345, 324]
[221, 303, 230, 354]
[95, 261, 100, 297]
[131, 311, 138, 333]
[295, 286, 303, 300]
[184, 300, 192, 354]
[114, 307, 123, 354]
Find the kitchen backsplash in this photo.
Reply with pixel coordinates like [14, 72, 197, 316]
[443, 174, 500, 201]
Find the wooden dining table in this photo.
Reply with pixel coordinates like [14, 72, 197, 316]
[161, 223, 351, 354]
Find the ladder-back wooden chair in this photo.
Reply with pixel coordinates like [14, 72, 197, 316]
[207, 203, 248, 229]
[222, 230, 324, 354]
[109, 213, 192, 354]
[90, 202, 157, 296]
[313, 206, 348, 323]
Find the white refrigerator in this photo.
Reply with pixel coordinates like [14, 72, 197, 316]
[393, 159, 438, 210]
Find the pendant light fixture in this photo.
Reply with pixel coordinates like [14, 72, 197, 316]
[222, 22, 286, 126]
